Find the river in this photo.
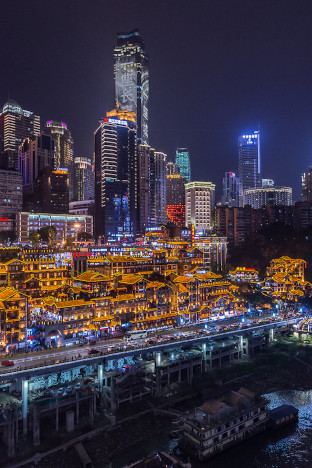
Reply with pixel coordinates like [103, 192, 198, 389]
[111, 390, 312, 468]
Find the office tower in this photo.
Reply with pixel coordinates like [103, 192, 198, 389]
[175, 148, 191, 181]
[302, 167, 312, 203]
[221, 172, 240, 207]
[18, 133, 55, 210]
[150, 151, 167, 226]
[262, 178, 274, 187]
[0, 99, 40, 170]
[0, 169, 23, 216]
[33, 167, 69, 213]
[238, 131, 261, 205]
[244, 186, 292, 209]
[138, 144, 167, 231]
[166, 161, 180, 176]
[166, 174, 186, 227]
[44, 121, 74, 200]
[94, 106, 138, 239]
[114, 29, 149, 144]
[185, 181, 215, 232]
[73, 157, 94, 201]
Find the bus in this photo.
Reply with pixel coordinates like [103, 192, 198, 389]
[124, 330, 148, 341]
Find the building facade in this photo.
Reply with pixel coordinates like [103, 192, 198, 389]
[114, 29, 149, 144]
[166, 161, 180, 176]
[221, 171, 240, 207]
[176, 148, 191, 181]
[244, 186, 292, 209]
[94, 107, 138, 239]
[138, 144, 167, 232]
[166, 174, 186, 227]
[238, 132, 261, 205]
[33, 167, 69, 213]
[302, 167, 312, 203]
[0, 99, 40, 170]
[16, 212, 93, 244]
[185, 181, 215, 232]
[44, 121, 74, 200]
[73, 157, 94, 201]
[0, 169, 23, 216]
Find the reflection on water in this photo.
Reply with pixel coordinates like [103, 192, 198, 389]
[112, 390, 312, 468]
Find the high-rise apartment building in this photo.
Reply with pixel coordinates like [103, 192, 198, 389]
[166, 174, 186, 227]
[176, 148, 191, 181]
[44, 121, 74, 200]
[302, 167, 312, 203]
[0, 169, 23, 216]
[33, 167, 69, 214]
[114, 29, 149, 144]
[0, 99, 40, 170]
[238, 131, 261, 205]
[73, 157, 94, 201]
[18, 133, 55, 210]
[221, 171, 240, 207]
[94, 106, 138, 239]
[244, 186, 292, 209]
[185, 181, 215, 231]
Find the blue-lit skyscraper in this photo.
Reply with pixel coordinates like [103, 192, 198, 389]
[94, 106, 138, 239]
[175, 148, 191, 181]
[222, 171, 240, 207]
[238, 131, 261, 206]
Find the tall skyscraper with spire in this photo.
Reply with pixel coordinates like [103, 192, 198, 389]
[114, 29, 149, 144]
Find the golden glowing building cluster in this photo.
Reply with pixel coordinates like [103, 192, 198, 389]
[264, 256, 311, 300]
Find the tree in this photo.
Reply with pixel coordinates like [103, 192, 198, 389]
[39, 226, 56, 246]
[78, 231, 93, 242]
[0, 230, 15, 244]
[29, 230, 40, 246]
[64, 235, 74, 248]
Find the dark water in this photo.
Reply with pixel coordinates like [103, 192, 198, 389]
[112, 390, 312, 468]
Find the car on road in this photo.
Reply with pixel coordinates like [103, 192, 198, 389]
[1, 360, 14, 367]
[88, 348, 100, 355]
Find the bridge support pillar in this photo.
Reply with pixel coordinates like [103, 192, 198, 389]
[32, 404, 40, 447]
[202, 343, 207, 373]
[269, 328, 274, 343]
[98, 363, 104, 404]
[76, 392, 80, 424]
[7, 409, 15, 458]
[155, 351, 162, 367]
[22, 379, 28, 437]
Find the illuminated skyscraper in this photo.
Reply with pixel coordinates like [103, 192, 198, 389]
[238, 131, 261, 205]
[44, 121, 74, 200]
[302, 167, 312, 203]
[73, 157, 94, 201]
[175, 148, 191, 181]
[166, 174, 186, 227]
[138, 144, 167, 231]
[222, 171, 240, 207]
[0, 99, 40, 170]
[185, 181, 215, 232]
[94, 106, 138, 239]
[114, 29, 149, 144]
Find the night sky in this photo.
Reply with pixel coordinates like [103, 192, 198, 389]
[1, 0, 312, 201]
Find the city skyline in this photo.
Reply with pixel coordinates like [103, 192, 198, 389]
[1, 1, 312, 201]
